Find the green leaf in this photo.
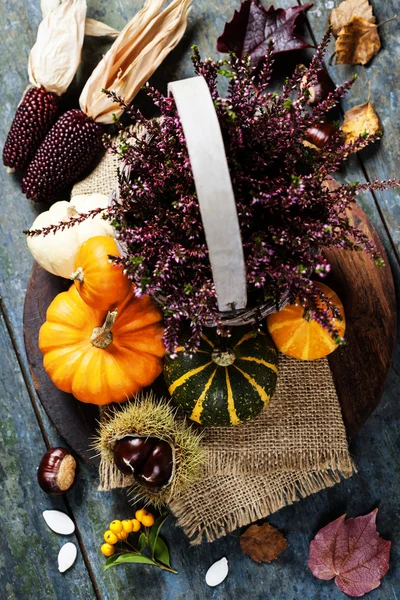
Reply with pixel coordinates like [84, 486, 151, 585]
[148, 513, 169, 558]
[138, 533, 147, 553]
[153, 536, 172, 568]
[104, 553, 157, 572]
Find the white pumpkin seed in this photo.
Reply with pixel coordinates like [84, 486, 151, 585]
[58, 542, 77, 573]
[43, 510, 75, 535]
[205, 557, 229, 587]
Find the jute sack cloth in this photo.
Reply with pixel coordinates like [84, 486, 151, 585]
[71, 149, 355, 545]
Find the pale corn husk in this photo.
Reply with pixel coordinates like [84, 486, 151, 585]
[29, 0, 86, 95]
[79, 0, 192, 124]
[41, 1, 120, 37]
[84, 18, 119, 38]
[40, 0, 60, 17]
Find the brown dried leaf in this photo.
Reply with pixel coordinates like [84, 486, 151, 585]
[240, 522, 287, 563]
[335, 16, 381, 65]
[341, 101, 382, 144]
[330, 0, 375, 37]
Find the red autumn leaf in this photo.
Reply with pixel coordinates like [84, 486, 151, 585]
[308, 509, 391, 597]
[217, 1, 313, 67]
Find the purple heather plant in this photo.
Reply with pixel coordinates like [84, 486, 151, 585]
[26, 32, 399, 354]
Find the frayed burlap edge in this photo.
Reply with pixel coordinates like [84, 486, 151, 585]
[170, 466, 356, 545]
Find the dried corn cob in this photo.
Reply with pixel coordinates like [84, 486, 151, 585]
[3, 87, 60, 171]
[22, 110, 103, 202]
[3, 0, 86, 172]
[22, 0, 192, 202]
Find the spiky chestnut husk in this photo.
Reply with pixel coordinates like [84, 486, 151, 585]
[94, 392, 204, 509]
[3, 86, 60, 171]
[21, 108, 104, 202]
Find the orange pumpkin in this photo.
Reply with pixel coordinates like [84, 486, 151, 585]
[70, 236, 132, 311]
[266, 282, 345, 360]
[39, 285, 165, 405]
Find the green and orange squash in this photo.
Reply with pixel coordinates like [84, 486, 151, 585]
[164, 326, 278, 426]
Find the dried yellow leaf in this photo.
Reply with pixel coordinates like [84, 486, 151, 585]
[335, 16, 381, 65]
[341, 102, 382, 144]
[330, 0, 375, 37]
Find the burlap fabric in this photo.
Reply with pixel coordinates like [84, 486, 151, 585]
[72, 151, 355, 545]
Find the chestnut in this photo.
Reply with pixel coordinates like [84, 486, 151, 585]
[113, 436, 157, 475]
[304, 122, 337, 149]
[302, 68, 335, 105]
[135, 442, 174, 490]
[37, 447, 77, 495]
[114, 436, 175, 493]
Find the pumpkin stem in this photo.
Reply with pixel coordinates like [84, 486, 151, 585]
[211, 347, 236, 367]
[90, 311, 118, 348]
[303, 307, 314, 322]
[69, 266, 84, 282]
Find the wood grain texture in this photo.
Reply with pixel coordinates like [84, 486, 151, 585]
[0, 312, 97, 599]
[1, 0, 400, 599]
[301, 0, 400, 260]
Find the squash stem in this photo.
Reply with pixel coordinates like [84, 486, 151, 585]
[211, 347, 236, 366]
[90, 311, 118, 348]
[69, 266, 84, 282]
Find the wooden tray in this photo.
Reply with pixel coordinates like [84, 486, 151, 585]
[23, 202, 396, 466]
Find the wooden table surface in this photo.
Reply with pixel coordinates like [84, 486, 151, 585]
[1, 1, 399, 598]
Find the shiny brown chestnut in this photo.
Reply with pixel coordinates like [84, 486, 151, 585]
[304, 122, 337, 149]
[135, 442, 174, 490]
[113, 436, 174, 492]
[308, 69, 335, 104]
[113, 436, 157, 475]
[37, 447, 77, 495]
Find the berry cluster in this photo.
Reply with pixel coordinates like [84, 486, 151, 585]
[101, 509, 155, 557]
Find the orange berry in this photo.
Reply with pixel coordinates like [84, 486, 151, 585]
[135, 509, 148, 523]
[121, 519, 133, 533]
[131, 519, 141, 532]
[110, 520, 123, 534]
[104, 530, 118, 545]
[141, 514, 155, 527]
[101, 543, 115, 557]
[117, 530, 129, 540]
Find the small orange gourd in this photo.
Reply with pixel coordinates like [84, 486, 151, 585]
[39, 285, 165, 405]
[70, 236, 132, 311]
[266, 282, 345, 360]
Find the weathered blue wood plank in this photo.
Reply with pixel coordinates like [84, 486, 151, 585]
[0, 311, 97, 599]
[302, 0, 400, 261]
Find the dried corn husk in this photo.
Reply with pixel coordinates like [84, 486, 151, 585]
[84, 18, 119, 38]
[41, 0, 119, 37]
[79, 0, 192, 124]
[29, 0, 86, 95]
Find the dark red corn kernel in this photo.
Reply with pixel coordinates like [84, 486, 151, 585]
[3, 86, 60, 171]
[21, 109, 104, 202]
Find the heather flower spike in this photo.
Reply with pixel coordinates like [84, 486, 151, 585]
[3, 0, 86, 172]
[102, 34, 399, 353]
[21, 0, 192, 202]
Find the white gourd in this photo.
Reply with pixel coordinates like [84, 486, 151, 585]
[27, 193, 114, 278]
